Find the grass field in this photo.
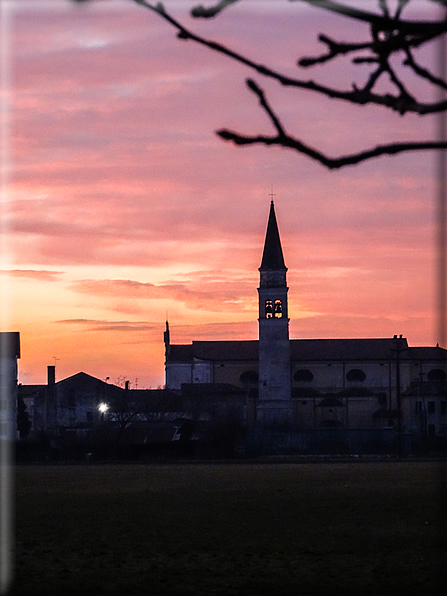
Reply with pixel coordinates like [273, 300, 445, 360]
[10, 461, 447, 595]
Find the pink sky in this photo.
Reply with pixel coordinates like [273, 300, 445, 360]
[2, 0, 443, 387]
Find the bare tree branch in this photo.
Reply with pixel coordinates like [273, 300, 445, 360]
[191, 0, 240, 18]
[73, 0, 447, 168]
[404, 47, 447, 89]
[298, 34, 372, 67]
[379, 0, 391, 20]
[217, 128, 447, 169]
[396, 0, 411, 21]
[131, 0, 447, 115]
[216, 79, 447, 169]
[245, 79, 285, 137]
[295, 0, 445, 34]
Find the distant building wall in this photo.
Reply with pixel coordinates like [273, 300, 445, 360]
[292, 360, 401, 400]
[213, 361, 258, 387]
[0, 332, 20, 442]
[166, 362, 192, 391]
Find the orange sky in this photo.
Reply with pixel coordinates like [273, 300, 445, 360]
[2, 0, 444, 387]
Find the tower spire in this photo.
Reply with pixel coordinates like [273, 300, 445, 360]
[164, 319, 170, 361]
[259, 201, 286, 271]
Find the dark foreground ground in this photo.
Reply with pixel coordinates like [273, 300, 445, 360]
[9, 461, 447, 595]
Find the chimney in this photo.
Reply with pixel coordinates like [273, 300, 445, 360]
[47, 365, 55, 385]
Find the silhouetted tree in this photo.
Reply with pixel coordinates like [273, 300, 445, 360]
[72, 0, 447, 168]
[107, 386, 142, 442]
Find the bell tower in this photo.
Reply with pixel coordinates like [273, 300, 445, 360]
[257, 201, 292, 425]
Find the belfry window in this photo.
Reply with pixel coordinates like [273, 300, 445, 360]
[274, 299, 283, 318]
[265, 300, 273, 318]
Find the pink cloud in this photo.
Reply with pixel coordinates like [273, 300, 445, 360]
[56, 318, 160, 332]
[69, 274, 256, 313]
[0, 269, 63, 281]
[55, 317, 257, 341]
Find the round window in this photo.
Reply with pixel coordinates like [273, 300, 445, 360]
[240, 371, 259, 384]
[346, 369, 366, 382]
[427, 369, 446, 382]
[294, 369, 314, 382]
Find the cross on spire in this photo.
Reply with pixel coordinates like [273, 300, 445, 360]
[268, 185, 276, 202]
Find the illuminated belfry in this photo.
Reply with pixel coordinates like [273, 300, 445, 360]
[257, 201, 292, 424]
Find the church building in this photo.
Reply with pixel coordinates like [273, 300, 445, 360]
[165, 202, 447, 449]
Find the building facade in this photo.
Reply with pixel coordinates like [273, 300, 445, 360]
[19, 367, 191, 455]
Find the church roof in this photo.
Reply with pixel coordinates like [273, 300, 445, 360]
[167, 341, 258, 362]
[406, 346, 447, 360]
[168, 344, 194, 362]
[168, 337, 412, 363]
[259, 201, 286, 271]
[192, 341, 258, 361]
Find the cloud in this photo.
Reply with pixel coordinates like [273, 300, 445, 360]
[69, 274, 257, 313]
[55, 318, 160, 332]
[166, 320, 258, 342]
[0, 269, 63, 281]
[55, 316, 256, 338]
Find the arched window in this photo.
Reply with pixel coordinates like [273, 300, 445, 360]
[427, 369, 446, 382]
[274, 299, 283, 318]
[294, 369, 314, 382]
[265, 300, 273, 318]
[346, 369, 366, 382]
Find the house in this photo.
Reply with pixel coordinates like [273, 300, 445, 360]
[18, 367, 197, 458]
[27, 369, 119, 436]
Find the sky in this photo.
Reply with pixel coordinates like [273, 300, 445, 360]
[1, 0, 444, 387]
